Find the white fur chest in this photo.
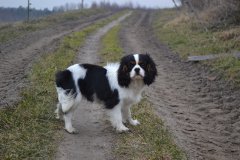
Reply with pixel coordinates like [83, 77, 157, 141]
[120, 80, 145, 105]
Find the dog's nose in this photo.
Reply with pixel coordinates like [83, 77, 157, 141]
[134, 68, 140, 74]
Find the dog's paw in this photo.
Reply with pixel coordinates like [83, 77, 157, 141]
[65, 127, 79, 134]
[122, 118, 127, 124]
[55, 110, 60, 119]
[55, 115, 60, 119]
[116, 125, 129, 133]
[129, 119, 140, 126]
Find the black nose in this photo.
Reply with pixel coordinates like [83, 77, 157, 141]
[134, 68, 140, 74]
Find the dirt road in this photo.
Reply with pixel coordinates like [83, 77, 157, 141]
[120, 11, 240, 160]
[1, 9, 239, 160]
[55, 13, 131, 160]
[0, 11, 113, 107]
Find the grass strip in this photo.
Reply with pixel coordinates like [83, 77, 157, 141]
[100, 24, 123, 63]
[100, 21, 187, 160]
[153, 9, 240, 85]
[0, 10, 128, 160]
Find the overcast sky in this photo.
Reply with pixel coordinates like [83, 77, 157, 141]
[0, 0, 175, 10]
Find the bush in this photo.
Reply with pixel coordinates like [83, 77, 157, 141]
[179, 0, 240, 28]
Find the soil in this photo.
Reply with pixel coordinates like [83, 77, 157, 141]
[54, 13, 131, 160]
[119, 11, 240, 160]
[1, 8, 240, 160]
[0, 11, 114, 107]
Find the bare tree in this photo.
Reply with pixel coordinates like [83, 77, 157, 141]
[172, 0, 180, 10]
[91, 2, 98, 9]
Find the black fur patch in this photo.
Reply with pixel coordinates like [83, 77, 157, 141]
[79, 64, 120, 109]
[139, 54, 157, 85]
[55, 70, 76, 96]
[117, 54, 135, 87]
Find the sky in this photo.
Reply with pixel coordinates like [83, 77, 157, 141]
[0, 0, 175, 10]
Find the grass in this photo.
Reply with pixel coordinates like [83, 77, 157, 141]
[153, 9, 240, 85]
[116, 99, 186, 160]
[100, 24, 123, 63]
[100, 19, 187, 160]
[0, 10, 128, 160]
[0, 9, 107, 43]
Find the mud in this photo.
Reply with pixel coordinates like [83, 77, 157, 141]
[0, 11, 114, 107]
[119, 11, 240, 160]
[55, 13, 131, 160]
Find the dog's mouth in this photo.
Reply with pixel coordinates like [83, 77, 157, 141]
[132, 75, 143, 80]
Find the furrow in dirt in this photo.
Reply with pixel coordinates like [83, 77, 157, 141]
[119, 10, 240, 160]
[55, 13, 131, 160]
[0, 11, 115, 107]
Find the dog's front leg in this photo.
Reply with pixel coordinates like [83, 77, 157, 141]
[121, 105, 129, 123]
[63, 111, 78, 134]
[122, 105, 140, 126]
[108, 104, 129, 132]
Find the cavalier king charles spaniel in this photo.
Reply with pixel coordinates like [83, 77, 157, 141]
[55, 53, 157, 133]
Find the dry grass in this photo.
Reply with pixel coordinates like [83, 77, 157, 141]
[153, 9, 240, 85]
[164, 14, 190, 28]
[182, 0, 240, 28]
[217, 27, 240, 41]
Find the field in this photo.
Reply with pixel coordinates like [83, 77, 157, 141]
[0, 8, 240, 160]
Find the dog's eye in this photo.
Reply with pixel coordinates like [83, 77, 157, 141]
[129, 61, 136, 66]
[139, 61, 146, 67]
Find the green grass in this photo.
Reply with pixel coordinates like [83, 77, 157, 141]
[100, 25, 123, 63]
[0, 10, 128, 160]
[116, 99, 186, 160]
[0, 9, 107, 43]
[100, 18, 187, 160]
[153, 9, 240, 85]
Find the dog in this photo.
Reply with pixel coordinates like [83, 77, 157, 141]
[55, 53, 157, 133]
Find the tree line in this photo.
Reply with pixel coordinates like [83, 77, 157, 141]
[0, 6, 52, 22]
[0, 1, 146, 22]
[52, 1, 142, 12]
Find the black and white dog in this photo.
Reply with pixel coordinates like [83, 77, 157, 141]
[55, 54, 157, 133]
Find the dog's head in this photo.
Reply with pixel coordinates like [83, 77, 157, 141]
[118, 53, 157, 87]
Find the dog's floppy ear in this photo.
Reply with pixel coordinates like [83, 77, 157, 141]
[143, 53, 157, 85]
[118, 57, 131, 87]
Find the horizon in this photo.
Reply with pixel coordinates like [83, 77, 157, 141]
[1, 0, 175, 10]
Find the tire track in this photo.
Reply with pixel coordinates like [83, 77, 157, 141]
[0, 11, 114, 107]
[119, 11, 240, 160]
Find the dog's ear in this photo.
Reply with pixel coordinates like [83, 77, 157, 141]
[143, 54, 157, 85]
[118, 63, 131, 87]
[118, 58, 131, 87]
